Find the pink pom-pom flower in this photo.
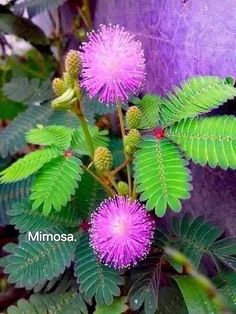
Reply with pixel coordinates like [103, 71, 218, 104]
[80, 24, 146, 105]
[89, 196, 154, 269]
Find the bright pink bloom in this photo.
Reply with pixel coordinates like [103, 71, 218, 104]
[80, 24, 146, 105]
[89, 196, 154, 269]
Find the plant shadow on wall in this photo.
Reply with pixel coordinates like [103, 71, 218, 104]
[0, 10, 236, 314]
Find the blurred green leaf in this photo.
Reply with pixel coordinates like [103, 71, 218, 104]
[94, 297, 128, 314]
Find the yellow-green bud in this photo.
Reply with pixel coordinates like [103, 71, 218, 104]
[63, 71, 75, 88]
[94, 147, 113, 173]
[124, 129, 141, 155]
[117, 181, 129, 196]
[65, 49, 81, 78]
[126, 106, 141, 129]
[52, 78, 66, 96]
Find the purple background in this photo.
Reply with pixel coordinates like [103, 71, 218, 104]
[95, 0, 236, 235]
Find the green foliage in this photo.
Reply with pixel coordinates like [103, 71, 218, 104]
[1, 227, 78, 289]
[74, 233, 124, 305]
[14, 0, 67, 16]
[7, 290, 87, 314]
[8, 200, 81, 233]
[94, 297, 128, 314]
[30, 156, 83, 214]
[214, 272, 236, 311]
[175, 276, 220, 314]
[109, 136, 125, 168]
[47, 110, 79, 128]
[0, 105, 53, 158]
[157, 216, 236, 271]
[0, 98, 24, 120]
[0, 176, 33, 225]
[74, 171, 107, 218]
[128, 250, 160, 314]
[132, 94, 162, 129]
[209, 237, 236, 270]
[0, 146, 61, 183]
[157, 286, 188, 314]
[134, 138, 192, 216]
[159, 76, 236, 126]
[26, 125, 73, 149]
[167, 116, 236, 169]
[71, 125, 109, 155]
[0, 8, 48, 46]
[3, 77, 53, 106]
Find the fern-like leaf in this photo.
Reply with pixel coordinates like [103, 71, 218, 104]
[74, 233, 124, 305]
[7, 290, 87, 314]
[26, 125, 73, 149]
[0, 177, 33, 226]
[47, 111, 79, 128]
[71, 125, 109, 155]
[1, 227, 78, 289]
[131, 94, 162, 129]
[159, 76, 236, 126]
[3, 77, 53, 106]
[167, 116, 236, 169]
[94, 297, 128, 314]
[0, 105, 53, 158]
[30, 156, 83, 214]
[0, 147, 61, 183]
[134, 138, 192, 216]
[8, 200, 81, 233]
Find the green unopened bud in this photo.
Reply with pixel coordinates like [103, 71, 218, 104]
[65, 50, 81, 78]
[52, 78, 66, 96]
[124, 129, 141, 155]
[117, 181, 129, 196]
[63, 71, 75, 88]
[94, 147, 112, 173]
[51, 87, 77, 110]
[126, 106, 141, 129]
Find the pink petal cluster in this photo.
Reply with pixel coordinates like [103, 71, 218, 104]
[89, 196, 154, 269]
[80, 24, 146, 105]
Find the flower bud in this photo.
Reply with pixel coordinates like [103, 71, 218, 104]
[52, 78, 66, 96]
[63, 71, 75, 88]
[94, 147, 112, 173]
[124, 129, 141, 155]
[117, 181, 129, 196]
[126, 106, 141, 129]
[65, 50, 81, 78]
[51, 88, 77, 110]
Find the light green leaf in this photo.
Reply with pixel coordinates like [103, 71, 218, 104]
[30, 156, 83, 215]
[0, 147, 61, 183]
[167, 116, 236, 169]
[134, 138, 192, 216]
[160, 76, 236, 126]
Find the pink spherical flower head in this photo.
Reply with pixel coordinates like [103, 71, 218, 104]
[80, 24, 146, 105]
[89, 196, 154, 269]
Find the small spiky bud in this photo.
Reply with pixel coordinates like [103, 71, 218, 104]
[117, 181, 129, 196]
[124, 129, 141, 155]
[126, 106, 141, 129]
[65, 50, 81, 78]
[94, 147, 112, 173]
[52, 78, 66, 96]
[63, 72, 75, 88]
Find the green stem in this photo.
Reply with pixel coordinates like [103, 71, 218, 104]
[116, 104, 132, 196]
[81, 164, 114, 196]
[75, 102, 95, 158]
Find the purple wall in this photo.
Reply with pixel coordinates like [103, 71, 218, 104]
[95, 0, 236, 234]
[94, 0, 236, 95]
